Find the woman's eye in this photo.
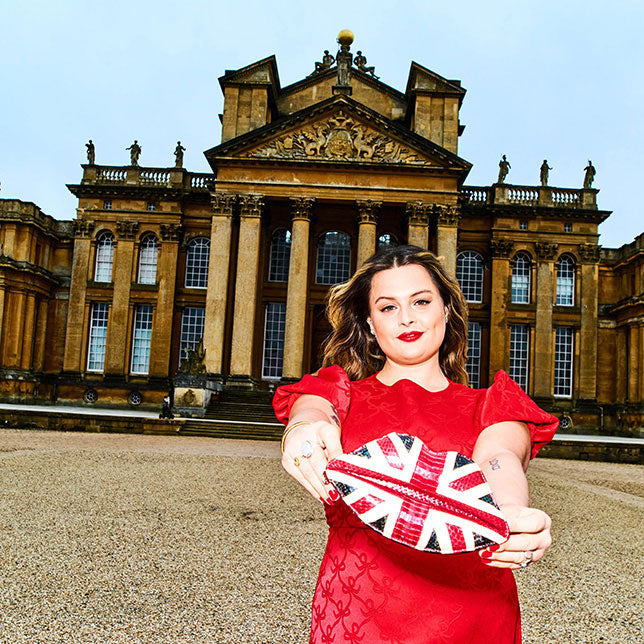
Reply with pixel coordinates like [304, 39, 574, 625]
[380, 305, 395, 312]
[414, 299, 431, 306]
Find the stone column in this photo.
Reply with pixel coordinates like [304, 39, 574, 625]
[577, 244, 600, 401]
[0, 287, 5, 354]
[33, 299, 49, 372]
[63, 218, 95, 373]
[406, 202, 430, 249]
[20, 294, 37, 370]
[282, 197, 314, 380]
[356, 200, 381, 266]
[148, 223, 183, 378]
[104, 221, 138, 375]
[639, 324, 644, 404]
[228, 195, 264, 386]
[435, 205, 460, 277]
[533, 242, 558, 398]
[202, 194, 236, 378]
[5, 291, 26, 367]
[628, 324, 640, 403]
[488, 240, 514, 378]
[616, 327, 627, 402]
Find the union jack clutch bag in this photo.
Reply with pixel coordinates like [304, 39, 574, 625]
[325, 432, 510, 554]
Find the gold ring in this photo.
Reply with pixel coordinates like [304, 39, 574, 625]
[293, 456, 302, 467]
[520, 551, 534, 568]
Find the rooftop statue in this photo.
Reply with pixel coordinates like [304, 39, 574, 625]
[583, 160, 596, 189]
[354, 50, 379, 79]
[127, 140, 142, 166]
[313, 50, 335, 73]
[174, 141, 186, 168]
[540, 159, 552, 186]
[86, 140, 95, 165]
[497, 154, 511, 184]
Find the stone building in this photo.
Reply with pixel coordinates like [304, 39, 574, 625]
[0, 33, 641, 434]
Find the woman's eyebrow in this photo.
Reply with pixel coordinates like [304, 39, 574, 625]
[374, 289, 434, 303]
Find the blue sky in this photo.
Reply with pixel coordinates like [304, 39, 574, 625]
[2, 1, 642, 248]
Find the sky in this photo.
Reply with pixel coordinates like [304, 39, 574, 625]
[1, 0, 642, 248]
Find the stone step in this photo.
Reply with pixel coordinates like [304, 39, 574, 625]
[179, 419, 283, 441]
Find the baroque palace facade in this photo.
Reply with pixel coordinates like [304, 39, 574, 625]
[0, 34, 642, 435]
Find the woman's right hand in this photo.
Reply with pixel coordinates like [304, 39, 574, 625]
[281, 420, 343, 503]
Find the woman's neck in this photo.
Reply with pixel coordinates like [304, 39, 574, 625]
[376, 358, 449, 392]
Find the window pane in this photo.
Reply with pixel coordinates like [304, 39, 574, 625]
[131, 305, 153, 374]
[316, 232, 351, 285]
[456, 251, 483, 303]
[377, 233, 398, 249]
[138, 234, 158, 284]
[554, 327, 574, 397]
[509, 324, 530, 392]
[87, 303, 109, 371]
[556, 256, 575, 306]
[185, 238, 210, 288]
[268, 229, 291, 282]
[511, 253, 531, 304]
[466, 322, 481, 388]
[179, 307, 205, 366]
[95, 232, 114, 282]
[262, 302, 287, 379]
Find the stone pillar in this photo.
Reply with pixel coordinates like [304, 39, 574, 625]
[33, 299, 49, 372]
[20, 294, 37, 370]
[5, 291, 26, 367]
[616, 327, 627, 402]
[533, 242, 558, 398]
[104, 221, 138, 375]
[577, 244, 600, 400]
[0, 287, 5, 353]
[282, 197, 314, 380]
[488, 240, 514, 379]
[202, 194, 236, 378]
[628, 324, 640, 403]
[356, 200, 381, 267]
[406, 202, 430, 249]
[62, 218, 95, 372]
[148, 223, 183, 378]
[639, 325, 644, 404]
[228, 195, 264, 386]
[435, 205, 460, 277]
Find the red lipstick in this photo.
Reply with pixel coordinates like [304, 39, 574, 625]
[397, 331, 423, 342]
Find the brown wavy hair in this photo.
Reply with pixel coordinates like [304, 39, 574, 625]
[321, 245, 470, 384]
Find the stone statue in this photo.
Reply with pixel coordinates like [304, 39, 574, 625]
[86, 140, 95, 165]
[127, 140, 142, 166]
[174, 141, 186, 168]
[178, 339, 206, 374]
[540, 159, 552, 186]
[497, 154, 511, 184]
[335, 31, 354, 88]
[314, 50, 335, 72]
[583, 160, 596, 189]
[354, 50, 378, 79]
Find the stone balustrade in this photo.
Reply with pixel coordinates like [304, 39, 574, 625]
[81, 165, 214, 192]
[462, 184, 597, 209]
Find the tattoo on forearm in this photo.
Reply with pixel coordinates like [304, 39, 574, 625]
[489, 458, 501, 470]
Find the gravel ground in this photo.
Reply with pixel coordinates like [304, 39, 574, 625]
[0, 429, 642, 644]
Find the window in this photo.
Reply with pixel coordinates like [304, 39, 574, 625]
[262, 302, 287, 379]
[519, 221, 528, 231]
[509, 325, 530, 392]
[316, 231, 351, 285]
[185, 237, 210, 288]
[131, 305, 153, 374]
[556, 255, 575, 306]
[268, 229, 291, 282]
[554, 327, 574, 397]
[377, 233, 398, 249]
[87, 303, 109, 372]
[564, 223, 572, 233]
[147, 202, 156, 212]
[103, 200, 112, 210]
[466, 322, 481, 388]
[511, 253, 531, 304]
[138, 234, 158, 284]
[94, 231, 114, 282]
[456, 251, 484, 303]
[179, 307, 205, 367]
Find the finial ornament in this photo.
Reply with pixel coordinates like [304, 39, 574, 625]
[337, 30, 354, 48]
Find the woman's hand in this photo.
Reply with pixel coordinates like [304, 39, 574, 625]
[281, 420, 343, 504]
[479, 504, 552, 569]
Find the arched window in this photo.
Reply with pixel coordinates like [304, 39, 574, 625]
[94, 231, 114, 282]
[137, 234, 158, 284]
[556, 255, 575, 306]
[268, 229, 291, 282]
[185, 237, 210, 288]
[377, 233, 398, 249]
[456, 251, 484, 303]
[316, 232, 351, 285]
[511, 252, 531, 303]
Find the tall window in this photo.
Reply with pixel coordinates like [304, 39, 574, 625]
[268, 229, 291, 282]
[377, 233, 398, 249]
[185, 238, 210, 288]
[316, 232, 351, 285]
[554, 327, 574, 397]
[94, 232, 115, 282]
[131, 305, 153, 374]
[262, 302, 287, 379]
[511, 253, 531, 304]
[509, 324, 530, 392]
[556, 255, 575, 306]
[466, 322, 481, 388]
[179, 307, 205, 366]
[456, 251, 484, 303]
[137, 234, 158, 284]
[87, 303, 109, 372]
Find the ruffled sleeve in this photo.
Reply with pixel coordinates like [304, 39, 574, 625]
[272, 365, 351, 426]
[477, 370, 559, 459]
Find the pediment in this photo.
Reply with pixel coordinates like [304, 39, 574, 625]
[405, 62, 466, 103]
[219, 56, 280, 89]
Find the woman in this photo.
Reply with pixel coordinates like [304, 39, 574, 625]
[273, 245, 558, 643]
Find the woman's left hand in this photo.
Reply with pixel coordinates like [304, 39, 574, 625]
[479, 504, 552, 569]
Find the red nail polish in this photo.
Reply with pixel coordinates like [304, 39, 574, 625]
[488, 544, 500, 552]
[329, 489, 340, 501]
[480, 551, 492, 559]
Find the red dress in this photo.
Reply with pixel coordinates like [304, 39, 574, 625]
[273, 367, 558, 644]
